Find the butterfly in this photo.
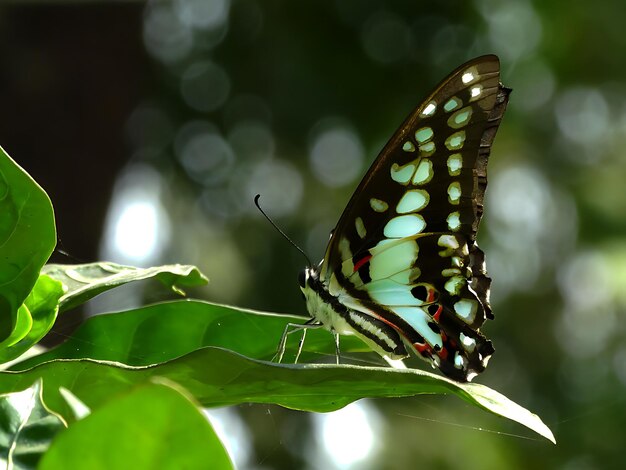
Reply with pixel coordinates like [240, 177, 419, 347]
[280, 55, 510, 382]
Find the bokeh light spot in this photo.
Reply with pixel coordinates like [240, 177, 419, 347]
[309, 120, 365, 188]
[555, 251, 616, 359]
[244, 159, 303, 217]
[143, 3, 193, 63]
[555, 87, 609, 149]
[478, 0, 542, 61]
[174, 0, 230, 30]
[486, 164, 578, 297]
[513, 59, 556, 112]
[181, 61, 231, 112]
[102, 164, 170, 265]
[177, 131, 235, 186]
[312, 401, 381, 469]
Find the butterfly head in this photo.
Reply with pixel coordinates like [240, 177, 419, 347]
[298, 266, 318, 293]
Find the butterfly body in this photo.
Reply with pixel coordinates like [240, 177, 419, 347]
[296, 55, 510, 382]
[300, 267, 408, 359]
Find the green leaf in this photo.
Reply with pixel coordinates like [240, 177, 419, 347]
[10, 301, 366, 370]
[7, 301, 555, 442]
[42, 262, 208, 312]
[0, 379, 66, 469]
[38, 379, 233, 470]
[2, 349, 554, 443]
[0, 306, 32, 350]
[0, 275, 65, 364]
[0, 146, 56, 344]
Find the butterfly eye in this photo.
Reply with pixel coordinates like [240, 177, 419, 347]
[298, 269, 307, 288]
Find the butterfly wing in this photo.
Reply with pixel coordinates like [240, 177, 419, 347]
[319, 55, 510, 381]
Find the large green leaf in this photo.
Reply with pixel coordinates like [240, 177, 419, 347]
[42, 262, 208, 313]
[11, 301, 367, 370]
[0, 147, 56, 344]
[7, 301, 555, 442]
[0, 348, 555, 443]
[0, 379, 66, 470]
[39, 380, 233, 470]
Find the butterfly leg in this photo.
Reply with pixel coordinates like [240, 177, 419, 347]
[333, 331, 341, 365]
[274, 319, 322, 363]
[294, 328, 307, 364]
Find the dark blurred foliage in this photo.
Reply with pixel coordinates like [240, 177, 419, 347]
[2, 0, 626, 469]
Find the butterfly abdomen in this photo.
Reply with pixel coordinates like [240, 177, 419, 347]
[301, 267, 408, 359]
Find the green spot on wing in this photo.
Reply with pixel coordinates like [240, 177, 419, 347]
[444, 97, 462, 112]
[415, 127, 434, 143]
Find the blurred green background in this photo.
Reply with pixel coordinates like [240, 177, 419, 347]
[2, 0, 625, 468]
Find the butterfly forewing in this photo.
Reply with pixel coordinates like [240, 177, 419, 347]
[318, 55, 510, 381]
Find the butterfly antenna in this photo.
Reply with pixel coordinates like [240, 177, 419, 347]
[254, 194, 313, 267]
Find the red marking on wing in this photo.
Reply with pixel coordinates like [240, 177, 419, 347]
[353, 254, 372, 272]
[413, 342, 430, 354]
[427, 288, 436, 303]
[371, 310, 440, 361]
[432, 304, 443, 322]
[375, 314, 401, 331]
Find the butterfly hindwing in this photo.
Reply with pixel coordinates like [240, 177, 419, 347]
[316, 55, 510, 381]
